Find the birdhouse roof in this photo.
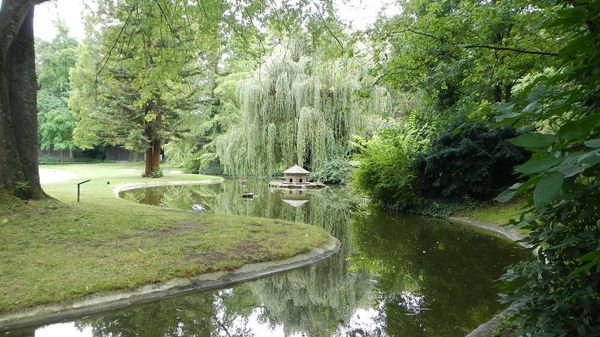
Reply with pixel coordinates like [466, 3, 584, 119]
[283, 165, 310, 174]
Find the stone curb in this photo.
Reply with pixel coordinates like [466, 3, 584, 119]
[0, 236, 340, 330]
[447, 216, 530, 249]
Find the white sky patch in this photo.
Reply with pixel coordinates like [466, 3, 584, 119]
[34, 0, 87, 41]
[33, 0, 401, 41]
[35, 322, 93, 337]
[335, 0, 401, 30]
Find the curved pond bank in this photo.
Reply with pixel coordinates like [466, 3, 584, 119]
[0, 237, 339, 330]
[3, 180, 529, 337]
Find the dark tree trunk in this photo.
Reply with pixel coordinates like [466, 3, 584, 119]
[143, 138, 161, 177]
[142, 98, 162, 177]
[0, 2, 46, 199]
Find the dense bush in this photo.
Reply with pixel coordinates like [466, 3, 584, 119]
[501, 180, 600, 336]
[308, 159, 353, 184]
[197, 156, 224, 176]
[353, 127, 426, 210]
[415, 120, 528, 200]
[494, 1, 600, 335]
[38, 156, 105, 165]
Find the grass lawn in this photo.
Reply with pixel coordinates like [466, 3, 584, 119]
[460, 198, 527, 226]
[0, 162, 329, 314]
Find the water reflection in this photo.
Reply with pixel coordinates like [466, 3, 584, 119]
[4, 180, 527, 337]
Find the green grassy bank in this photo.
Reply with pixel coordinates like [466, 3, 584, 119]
[460, 199, 526, 226]
[0, 163, 329, 314]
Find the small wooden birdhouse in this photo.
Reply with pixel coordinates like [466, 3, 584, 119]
[283, 165, 310, 184]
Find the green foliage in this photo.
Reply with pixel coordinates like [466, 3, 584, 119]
[149, 170, 163, 179]
[11, 181, 31, 200]
[38, 156, 104, 165]
[70, 3, 200, 153]
[353, 126, 427, 211]
[196, 156, 224, 176]
[413, 199, 477, 218]
[36, 20, 78, 155]
[39, 106, 77, 153]
[492, 1, 600, 335]
[215, 40, 386, 177]
[308, 159, 353, 184]
[370, 0, 556, 111]
[415, 120, 528, 200]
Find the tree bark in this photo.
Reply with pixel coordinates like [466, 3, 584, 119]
[0, 3, 45, 199]
[143, 138, 161, 177]
[142, 98, 162, 177]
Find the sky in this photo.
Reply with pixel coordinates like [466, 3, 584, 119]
[33, 0, 401, 42]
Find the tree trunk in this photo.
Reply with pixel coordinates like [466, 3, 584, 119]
[143, 139, 161, 177]
[0, 4, 45, 199]
[142, 98, 162, 177]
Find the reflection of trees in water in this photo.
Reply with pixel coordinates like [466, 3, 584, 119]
[244, 186, 372, 337]
[76, 182, 525, 337]
[74, 288, 265, 337]
[74, 294, 216, 337]
[349, 209, 528, 337]
[108, 181, 371, 336]
[249, 250, 371, 337]
[120, 180, 361, 233]
[120, 185, 219, 212]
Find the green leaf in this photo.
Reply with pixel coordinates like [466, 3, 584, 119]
[495, 189, 516, 203]
[578, 149, 600, 166]
[558, 114, 600, 141]
[554, 163, 588, 178]
[533, 172, 563, 209]
[508, 133, 556, 150]
[584, 139, 600, 148]
[492, 102, 514, 115]
[495, 112, 521, 123]
[523, 101, 537, 113]
[516, 157, 561, 174]
[527, 85, 545, 102]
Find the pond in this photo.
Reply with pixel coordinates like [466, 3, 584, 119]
[6, 180, 527, 337]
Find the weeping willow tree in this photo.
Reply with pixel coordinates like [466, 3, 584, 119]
[216, 40, 389, 177]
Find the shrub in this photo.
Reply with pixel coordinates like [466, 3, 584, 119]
[353, 127, 426, 210]
[500, 181, 600, 336]
[197, 156, 224, 176]
[149, 169, 163, 178]
[415, 120, 528, 200]
[309, 159, 353, 184]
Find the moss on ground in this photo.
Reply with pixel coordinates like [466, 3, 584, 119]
[0, 163, 329, 314]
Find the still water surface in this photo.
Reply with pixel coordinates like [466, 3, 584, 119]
[7, 180, 527, 337]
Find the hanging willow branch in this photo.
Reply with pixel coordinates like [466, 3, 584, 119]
[215, 40, 392, 177]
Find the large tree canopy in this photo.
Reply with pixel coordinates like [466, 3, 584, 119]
[70, 0, 225, 177]
[36, 20, 78, 161]
[370, 0, 557, 115]
[215, 40, 392, 177]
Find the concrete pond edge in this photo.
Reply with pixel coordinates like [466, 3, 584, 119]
[446, 216, 532, 337]
[0, 236, 340, 330]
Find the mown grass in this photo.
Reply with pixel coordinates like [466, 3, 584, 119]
[0, 163, 329, 314]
